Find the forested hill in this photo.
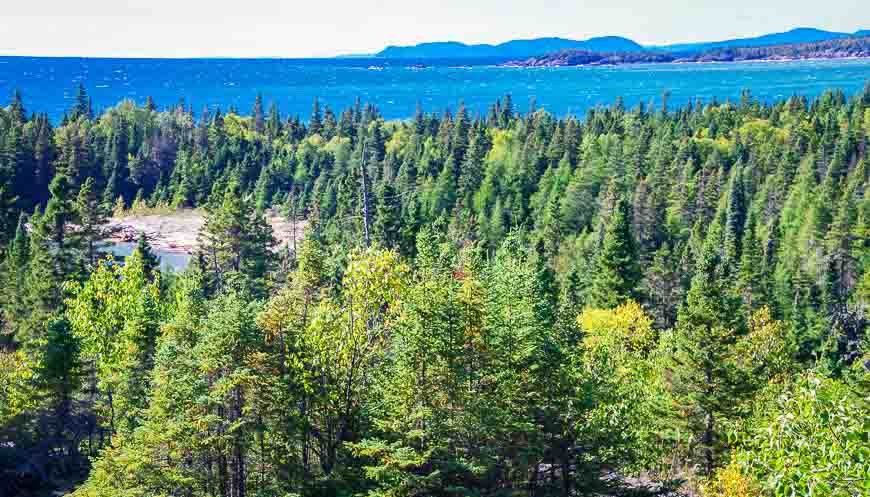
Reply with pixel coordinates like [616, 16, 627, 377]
[655, 26, 866, 53]
[507, 35, 870, 66]
[1, 82, 869, 497]
[369, 27, 870, 59]
[375, 35, 643, 58]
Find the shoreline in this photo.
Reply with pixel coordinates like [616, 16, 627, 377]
[106, 209, 306, 254]
[499, 54, 870, 69]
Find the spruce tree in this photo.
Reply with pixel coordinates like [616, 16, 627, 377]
[723, 166, 747, 268]
[75, 177, 110, 268]
[10, 89, 26, 124]
[667, 242, 745, 475]
[0, 213, 30, 346]
[197, 179, 276, 295]
[73, 83, 91, 120]
[266, 102, 281, 139]
[309, 97, 322, 135]
[374, 182, 401, 249]
[737, 212, 769, 310]
[38, 174, 82, 286]
[589, 197, 640, 308]
[134, 232, 160, 279]
[253, 93, 265, 133]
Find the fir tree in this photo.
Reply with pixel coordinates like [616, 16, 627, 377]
[197, 179, 276, 295]
[134, 232, 160, 279]
[309, 97, 322, 135]
[589, 197, 640, 308]
[723, 166, 747, 268]
[667, 243, 745, 475]
[0, 213, 30, 346]
[253, 93, 265, 134]
[75, 177, 110, 268]
[373, 182, 401, 249]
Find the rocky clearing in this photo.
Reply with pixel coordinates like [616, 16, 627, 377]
[107, 209, 306, 254]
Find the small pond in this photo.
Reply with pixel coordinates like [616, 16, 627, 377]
[103, 242, 193, 272]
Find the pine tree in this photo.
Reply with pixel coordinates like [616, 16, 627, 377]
[75, 177, 110, 268]
[0, 213, 30, 347]
[73, 83, 91, 120]
[134, 232, 160, 279]
[589, 197, 640, 308]
[666, 243, 744, 475]
[373, 182, 401, 249]
[197, 180, 276, 295]
[37, 174, 82, 287]
[253, 93, 265, 134]
[309, 97, 322, 135]
[723, 166, 747, 268]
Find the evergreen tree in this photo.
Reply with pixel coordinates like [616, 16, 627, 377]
[35, 174, 82, 294]
[134, 232, 160, 279]
[72, 83, 91, 120]
[266, 102, 282, 139]
[737, 212, 769, 310]
[373, 182, 401, 249]
[0, 213, 31, 346]
[666, 243, 745, 474]
[75, 177, 110, 268]
[197, 179, 276, 295]
[723, 166, 747, 268]
[309, 97, 322, 135]
[589, 197, 640, 308]
[253, 93, 265, 133]
[9, 89, 26, 123]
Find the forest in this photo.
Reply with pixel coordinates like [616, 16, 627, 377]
[0, 81, 869, 497]
[508, 35, 870, 67]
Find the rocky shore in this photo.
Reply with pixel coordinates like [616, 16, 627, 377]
[107, 209, 305, 254]
[503, 35, 870, 67]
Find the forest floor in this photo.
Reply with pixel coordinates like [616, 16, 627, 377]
[107, 208, 306, 254]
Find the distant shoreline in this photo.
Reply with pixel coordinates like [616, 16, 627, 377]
[499, 54, 870, 69]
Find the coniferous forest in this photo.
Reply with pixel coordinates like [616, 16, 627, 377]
[1, 82, 869, 497]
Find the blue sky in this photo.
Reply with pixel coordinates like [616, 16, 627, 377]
[1, 0, 868, 57]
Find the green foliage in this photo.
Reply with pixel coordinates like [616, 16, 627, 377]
[0, 85, 869, 496]
[65, 252, 163, 434]
[732, 373, 870, 497]
[589, 196, 641, 308]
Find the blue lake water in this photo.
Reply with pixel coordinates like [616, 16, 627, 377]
[104, 242, 192, 272]
[1, 56, 869, 122]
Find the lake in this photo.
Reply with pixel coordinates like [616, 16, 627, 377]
[103, 242, 193, 272]
[1, 56, 869, 122]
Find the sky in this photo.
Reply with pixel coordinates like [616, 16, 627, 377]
[1, 0, 869, 58]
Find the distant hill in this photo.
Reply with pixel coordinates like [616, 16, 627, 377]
[368, 28, 870, 60]
[506, 35, 870, 67]
[375, 36, 643, 59]
[656, 27, 858, 53]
